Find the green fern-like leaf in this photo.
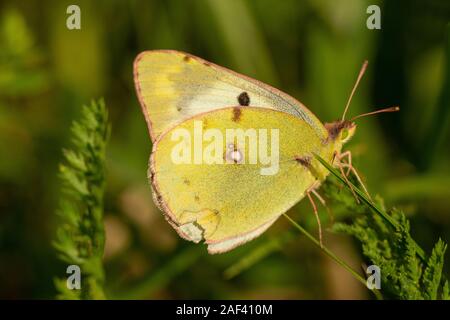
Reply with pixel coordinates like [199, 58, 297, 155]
[422, 239, 447, 300]
[53, 99, 110, 300]
[317, 155, 448, 300]
[328, 177, 447, 299]
[442, 280, 450, 300]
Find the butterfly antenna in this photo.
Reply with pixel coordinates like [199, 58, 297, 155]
[341, 60, 369, 121]
[351, 106, 400, 121]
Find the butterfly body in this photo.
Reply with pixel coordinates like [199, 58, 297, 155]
[134, 50, 355, 253]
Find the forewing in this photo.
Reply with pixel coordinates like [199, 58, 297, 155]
[134, 50, 325, 141]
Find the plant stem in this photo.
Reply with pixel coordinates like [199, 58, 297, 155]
[283, 213, 383, 300]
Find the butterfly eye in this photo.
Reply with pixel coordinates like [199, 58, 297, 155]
[341, 129, 350, 141]
[340, 124, 356, 144]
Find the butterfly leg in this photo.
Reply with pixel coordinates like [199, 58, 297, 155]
[337, 150, 371, 200]
[340, 163, 371, 199]
[306, 181, 328, 247]
[311, 188, 334, 224]
[334, 151, 360, 203]
[338, 150, 353, 176]
[306, 190, 323, 247]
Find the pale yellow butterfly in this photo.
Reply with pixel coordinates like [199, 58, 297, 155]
[134, 50, 397, 253]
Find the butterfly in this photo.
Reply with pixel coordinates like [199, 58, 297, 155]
[133, 50, 398, 254]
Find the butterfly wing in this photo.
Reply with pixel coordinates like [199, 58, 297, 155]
[150, 107, 333, 253]
[134, 50, 325, 142]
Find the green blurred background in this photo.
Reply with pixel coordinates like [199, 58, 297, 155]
[0, 0, 449, 299]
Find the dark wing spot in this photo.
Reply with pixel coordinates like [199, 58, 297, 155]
[177, 106, 182, 111]
[183, 55, 191, 62]
[183, 179, 190, 186]
[237, 92, 250, 106]
[295, 155, 311, 167]
[155, 193, 163, 204]
[232, 107, 242, 122]
[194, 195, 200, 202]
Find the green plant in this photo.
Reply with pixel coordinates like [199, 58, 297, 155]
[53, 99, 110, 300]
[318, 155, 449, 300]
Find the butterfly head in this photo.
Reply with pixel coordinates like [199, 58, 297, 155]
[325, 120, 356, 145]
